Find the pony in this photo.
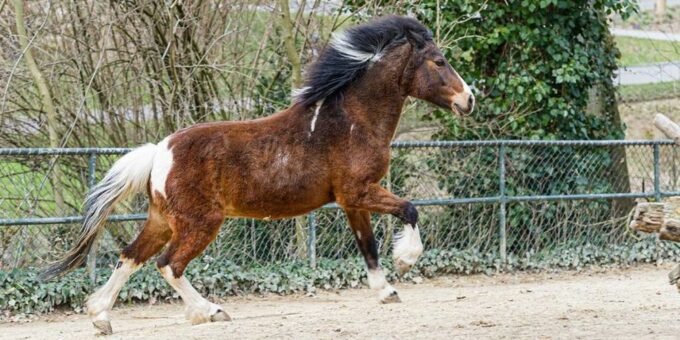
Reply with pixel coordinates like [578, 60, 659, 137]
[41, 15, 474, 335]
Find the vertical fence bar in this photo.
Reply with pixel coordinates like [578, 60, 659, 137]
[86, 152, 98, 284]
[307, 212, 317, 268]
[654, 144, 661, 201]
[498, 143, 507, 264]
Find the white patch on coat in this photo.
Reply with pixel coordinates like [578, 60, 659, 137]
[310, 99, 325, 133]
[356, 230, 362, 240]
[158, 266, 223, 324]
[350, 124, 355, 134]
[392, 224, 424, 268]
[274, 151, 290, 168]
[87, 258, 140, 321]
[330, 31, 382, 63]
[150, 137, 173, 197]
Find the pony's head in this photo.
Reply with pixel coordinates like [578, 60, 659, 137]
[401, 27, 475, 115]
[295, 15, 474, 115]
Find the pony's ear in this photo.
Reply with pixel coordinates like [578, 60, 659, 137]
[405, 30, 426, 50]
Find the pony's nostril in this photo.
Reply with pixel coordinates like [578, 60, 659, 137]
[468, 95, 475, 108]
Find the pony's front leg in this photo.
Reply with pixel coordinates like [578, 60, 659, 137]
[340, 184, 424, 274]
[345, 209, 400, 303]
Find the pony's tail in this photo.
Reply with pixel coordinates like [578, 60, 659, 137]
[39, 143, 159, 281]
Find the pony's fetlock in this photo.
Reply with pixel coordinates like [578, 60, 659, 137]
[186, 302, 230, 325]
[392, 224, 423, 274]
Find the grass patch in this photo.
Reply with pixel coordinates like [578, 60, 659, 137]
[618, 80, 680, 102]
[615, 36, 680, 67]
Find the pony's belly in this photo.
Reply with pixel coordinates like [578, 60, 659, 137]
[224, 197, 330, 220]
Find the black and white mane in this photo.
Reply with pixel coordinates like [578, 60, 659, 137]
[294, 15, 433, 108]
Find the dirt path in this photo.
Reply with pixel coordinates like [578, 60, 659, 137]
[3, 265, 680, 339]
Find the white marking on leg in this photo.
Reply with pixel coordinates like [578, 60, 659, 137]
[367, 268, 398, 302]
[378, 285, 399, 302]
[87, 258, 140, 322]
[367, 268, 387, 289]
[150, 137, 173, 197]
[393, 224, 424, 272]
[350, 124, 355, 134]
[310, 99, 324, 134]
[159, 266, 224, 325]
[356, 230, 362, 240]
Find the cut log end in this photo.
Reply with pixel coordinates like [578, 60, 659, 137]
[660, 220, 680, 242]
[654, 113, 680, 146]
[630, 202, 666, 233]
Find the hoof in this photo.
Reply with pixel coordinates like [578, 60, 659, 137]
[93, 320, 112, 335]
[394, 259, 413, 275]
[210, 309, 232, 322]
[380, 291, 401, 304]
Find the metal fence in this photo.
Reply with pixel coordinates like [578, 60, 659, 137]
[1, 140, 679, 274]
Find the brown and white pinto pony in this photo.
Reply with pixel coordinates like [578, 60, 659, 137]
[41, 15, 474, 334]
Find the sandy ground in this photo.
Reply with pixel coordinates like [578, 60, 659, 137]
[2, 264, 680, 340]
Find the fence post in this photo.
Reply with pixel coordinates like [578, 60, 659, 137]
[654, 143, 661, 201]
[307, 212, 317, 268]
[498, 143, 507, 264]
[86, 152, 97, 285]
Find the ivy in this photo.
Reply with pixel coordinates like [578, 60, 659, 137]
[3, 237, 679, 318]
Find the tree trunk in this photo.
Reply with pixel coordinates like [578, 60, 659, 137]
[12, 0, 64, 211]
[277, 0, 307, 257]
[656, 0, 667, 20]
[277, 0, 302, 88]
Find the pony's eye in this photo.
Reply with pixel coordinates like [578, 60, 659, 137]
[434, 59, 446, 67]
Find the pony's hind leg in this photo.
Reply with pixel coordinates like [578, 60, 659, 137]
[86, 206, 171, 335]
[156, 212, 230, 325]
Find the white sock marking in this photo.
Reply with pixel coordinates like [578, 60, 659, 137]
[367, 268, 398, 302]
[159, 266, 223, 324]
[367, 268, 387, 290]
[393, 224, 424, 268]
[87, 258, 140, 320]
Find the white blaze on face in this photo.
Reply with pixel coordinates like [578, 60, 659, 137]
[150, 137, 173, 197]
[450, 69, 475, 114]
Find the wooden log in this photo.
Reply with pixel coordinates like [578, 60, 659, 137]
[669, 263, 680, 292]
[653, 113, 680, 145]
[660, 219, 680, 242]
[630, 202, 666, 233]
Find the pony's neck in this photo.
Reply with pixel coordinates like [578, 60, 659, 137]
[342, 45, 412, 145]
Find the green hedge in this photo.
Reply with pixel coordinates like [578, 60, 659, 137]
[2, 238, 680, 318]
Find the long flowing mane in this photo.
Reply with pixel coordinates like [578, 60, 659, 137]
[294, 16, 432, 108]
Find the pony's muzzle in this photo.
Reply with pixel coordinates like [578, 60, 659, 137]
[452, 92, 475, 115]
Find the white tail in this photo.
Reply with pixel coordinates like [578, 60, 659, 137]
[40, 143, 159, 280]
